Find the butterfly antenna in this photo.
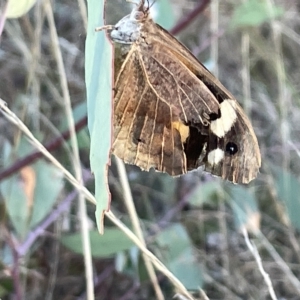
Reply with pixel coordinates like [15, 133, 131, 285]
[149, 0, 156, 9]
[141, 0, 153, 14]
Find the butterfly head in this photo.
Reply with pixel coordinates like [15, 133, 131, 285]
[110, 0, 150, 44]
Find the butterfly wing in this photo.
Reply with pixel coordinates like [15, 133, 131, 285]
[113, 45, 188, 176]
[142, 22, 261, 183]
[203, 103, 261, 183]
[112, 20, 261, 184]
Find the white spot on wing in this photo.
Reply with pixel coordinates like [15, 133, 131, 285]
[207, 148, 225, 165]
[210, 99, 237, 137]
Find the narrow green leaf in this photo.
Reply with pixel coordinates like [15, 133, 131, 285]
[0, 140, 35, 238]
[275, 169, 300, 231]
[61, 228, 135, 258]
[156, 223, 203, 289]
[115, 246, 140, 279]
[1, 174, 29, 239]
[6, 0, 37, 18]
[189, 181, 222, 206]
[0, 140, 63, 238]
[29, 161, 64, 228]
[85, 0, 113, 232]
[228, 185, 260, 233]
[230, 0, 284, 28]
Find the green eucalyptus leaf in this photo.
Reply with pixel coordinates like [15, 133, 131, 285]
[156, 223, 203, 289]
[227, 185, 260, 233]
[1, 174, 29, 239]
[189, 181, 222, 206]
[86, 0, 113, 232]
[231, 0, 284, 28]
[29, 161, 64, 228]
[61, 228, 135, 258]
[275, 169, 300, 231]
[0, 140, 63, 239]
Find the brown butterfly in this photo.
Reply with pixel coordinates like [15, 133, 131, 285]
[97, 0, 261, 184]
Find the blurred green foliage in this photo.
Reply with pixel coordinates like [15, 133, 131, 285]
[0, 0, 300, 299]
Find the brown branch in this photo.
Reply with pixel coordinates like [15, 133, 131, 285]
[0, 116, 87, 181]
[170, 0, 211, 35]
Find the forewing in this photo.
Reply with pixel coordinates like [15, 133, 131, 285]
[113, 46, 187, 175]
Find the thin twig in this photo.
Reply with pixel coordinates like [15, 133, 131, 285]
[170, 0, 211, 35]
[0, 116, 87, 181]
[77, 0, 88, 30]
[266, 0, 290, 179]
[16, 169, 92, 257]
[16, 188, 78, 257]
[116, 157, 165, 300]
[0, 1, 7, 37]
[240, 0, 251, 117]
[5, 232, 22, 300]
[106, 210, 195, 300]
[210, 0, 219, 77]
[259, 231, 300, 293]
[43, 1, 94, 299]
[242, 227, 277, 300]
[0, 99, 195, 300]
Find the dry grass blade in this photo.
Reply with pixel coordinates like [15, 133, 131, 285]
[1, 0, 300, 298]
[242, 227, 277, 300]
[43, 0, 94, 298]
[0, 98, 196, 300]
[116, 157, 165, 300]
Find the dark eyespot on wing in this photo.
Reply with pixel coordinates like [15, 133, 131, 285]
[225, 142, 238, 155]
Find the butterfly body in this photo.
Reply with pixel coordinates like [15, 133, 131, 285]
[105, 0, 261, 183]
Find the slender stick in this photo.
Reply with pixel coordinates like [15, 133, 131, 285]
[43, 1, 94, 299]
[116, 157, 165, 300]
[0, 98, 195, 300]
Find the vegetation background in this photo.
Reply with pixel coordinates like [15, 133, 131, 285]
[0, 0, 300, 299]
